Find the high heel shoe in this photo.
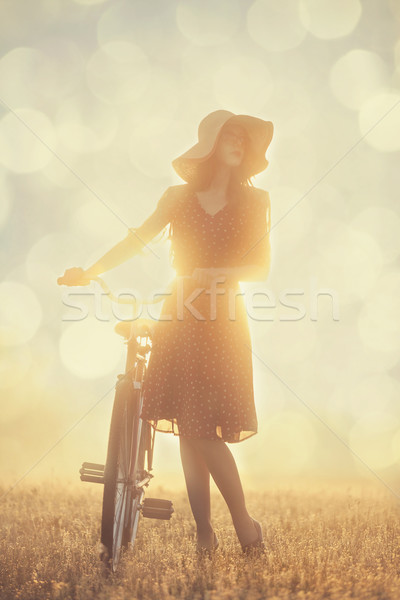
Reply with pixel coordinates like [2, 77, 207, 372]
[241, 518, 266, 554]
[196, 532, 219, 556]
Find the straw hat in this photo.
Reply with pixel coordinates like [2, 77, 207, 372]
[172, 110, 274, 183]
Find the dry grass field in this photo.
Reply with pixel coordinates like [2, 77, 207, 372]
[1, 479, 400, 600]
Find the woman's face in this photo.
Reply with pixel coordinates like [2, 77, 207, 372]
[214, 124, 247, 169]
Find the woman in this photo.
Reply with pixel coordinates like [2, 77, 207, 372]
[58, 109, 273, 555]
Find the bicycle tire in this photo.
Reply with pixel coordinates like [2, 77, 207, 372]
[100, 375, 145, 571]
[123, 418, 150, 547]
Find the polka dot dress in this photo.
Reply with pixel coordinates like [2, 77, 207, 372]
[134, 182, 271, 443]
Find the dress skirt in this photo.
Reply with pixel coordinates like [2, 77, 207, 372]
[140, 275, 258, 443]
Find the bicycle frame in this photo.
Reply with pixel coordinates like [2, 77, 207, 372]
[125, 330, 156, 479]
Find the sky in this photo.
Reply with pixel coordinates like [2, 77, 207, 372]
[1, 0, 400, 494]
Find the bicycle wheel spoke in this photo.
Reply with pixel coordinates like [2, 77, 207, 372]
[113, 483, 127, 561]
[121, 404, 129, 479]
[114, 469, 125, 528]
[129, 492, 143, 544]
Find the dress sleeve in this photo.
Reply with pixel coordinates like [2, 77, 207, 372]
[127, 186, 176, 249]
[237, 189, 271, 271]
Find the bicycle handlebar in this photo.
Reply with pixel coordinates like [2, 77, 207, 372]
[93, 276, 183, 306]
[59, 274, 193, 307]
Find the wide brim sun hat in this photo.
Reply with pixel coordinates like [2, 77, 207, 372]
[172, 109, 274, 183]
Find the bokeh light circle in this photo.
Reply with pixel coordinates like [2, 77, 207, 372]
[0, 281, 42, 346]
[0, 173, 12, 230]
[26, 231, 91, 323]
[351, 205, 400, 263]
[329, 373, 400, 421]
[97, 2, 170, 60]
[213, 56, 274, 113]
[271, 135, 317, 187]
[42, 152, 84, 189]
[55, 93, 118, 153]
[26, 232, 89, 292]
[59, 320, 124, 379]
[126, 68, 180, 128]
[71, 195, 126, 241]
[0, 344, 32, 389]
[349, 411, 399, 470]
[316, 224, 384, 304]
[266, 321, 317, 364]
[299, 0, 362, 40]
[357, 270, 400, 354]
[0, 109, 56, 173]
[86, 41, 151, 105]
[0, 47, 47, 107]
[262, 411, 317, 472]
[358, 91, 400, 152]
[35, 38, 84, 101]
[271, 186, 314, 253]
[0, 41, 83, 104]
[267, 80, 312, 137]
[176, 0, 241, 46]
[247, 0, 307, 52]
[180, 44, 220, 89]
[128, 117, 187, 178]
[330, 50, 390, 110]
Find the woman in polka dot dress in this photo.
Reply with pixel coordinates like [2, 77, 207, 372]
[59, 110, 273, 554]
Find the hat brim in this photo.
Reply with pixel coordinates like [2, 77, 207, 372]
[172, 113, 273, 182]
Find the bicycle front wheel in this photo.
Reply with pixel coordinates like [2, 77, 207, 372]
[100, 376, 146, 571]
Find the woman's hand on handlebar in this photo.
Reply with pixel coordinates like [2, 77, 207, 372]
[57, 267, 93, 286]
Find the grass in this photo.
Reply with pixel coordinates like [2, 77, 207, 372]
[1, 479, 400, 599]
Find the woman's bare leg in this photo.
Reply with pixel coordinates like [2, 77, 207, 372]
[179, 436, 215, 547]
[188, 437, 259, 547]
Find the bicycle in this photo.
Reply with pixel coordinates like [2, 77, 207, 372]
[58, 275, 190, 572]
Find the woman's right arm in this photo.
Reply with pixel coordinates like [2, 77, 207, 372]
[57, 186, 176, 286]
